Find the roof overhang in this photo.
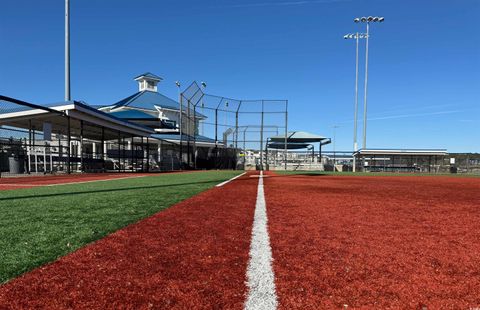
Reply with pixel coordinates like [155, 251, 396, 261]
[0, 100, 154, 140]
[354, 149, 448, 156]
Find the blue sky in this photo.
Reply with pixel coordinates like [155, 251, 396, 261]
[1, 0, 479, 152]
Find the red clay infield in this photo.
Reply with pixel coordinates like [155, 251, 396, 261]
[264, 173, 480, 309]
[0, 172, 257, 309]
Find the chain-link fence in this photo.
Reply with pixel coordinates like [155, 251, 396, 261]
[179, 82, 288, 170]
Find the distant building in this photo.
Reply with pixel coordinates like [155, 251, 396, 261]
[99, 72, 206, 137]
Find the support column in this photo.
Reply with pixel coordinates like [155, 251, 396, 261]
[58, 134, 62, 173]
[28, 120, 32, 174]
[122, 136, 126, 172]
[141, 136, 144, 172]
[131, 136, 135, 172]
[146, 137, 150, 172]
[101, 127, 105, 172]
[67, 117, 71, 174]
[117, 132, 121, 172]
[80, 120, 84, 172]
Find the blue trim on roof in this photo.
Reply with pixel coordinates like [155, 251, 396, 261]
[151, 133, 216, 144]
[109, 109, 156, 119]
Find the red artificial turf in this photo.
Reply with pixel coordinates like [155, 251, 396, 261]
[0, 172, 257, 309]
[264, 173, 480, 309]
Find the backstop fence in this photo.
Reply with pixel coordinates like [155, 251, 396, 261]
[179, 82, 288, 170]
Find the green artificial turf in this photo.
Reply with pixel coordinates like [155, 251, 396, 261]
[0, 171, 240, 284]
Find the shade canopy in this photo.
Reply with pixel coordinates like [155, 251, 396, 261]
[269, 131, 328, 143]
[267, 142, 311, 150]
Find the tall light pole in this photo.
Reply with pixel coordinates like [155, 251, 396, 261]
[344, 32, 367, 172]
[65, 0, 71, 101]
[354, 16, 384, 150]
[175, 81, 182, 168]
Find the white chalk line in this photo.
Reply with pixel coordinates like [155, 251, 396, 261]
[245, 171, 278, 310]
[216, 172, 247, 187]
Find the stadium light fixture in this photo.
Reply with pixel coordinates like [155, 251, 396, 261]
[353, 16, 385, 152]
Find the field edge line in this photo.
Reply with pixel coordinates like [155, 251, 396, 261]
[245, 170, 278, 310]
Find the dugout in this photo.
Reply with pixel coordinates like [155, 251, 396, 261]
[353, 149, 448, 173]
[0, 95, 154, 175]
[267, 131, 331, 170]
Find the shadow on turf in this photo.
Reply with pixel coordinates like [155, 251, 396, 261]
[0, 173, 340, 201]
[0, 179, 230, 201]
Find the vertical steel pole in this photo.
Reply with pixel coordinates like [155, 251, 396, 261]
[353, 33, 360, 172]
[146, 137, 150, 172]
[179, 92, 183, 169]
[131, 136, 134, 172]
[122, 136, 126, 172]
[101, 127, 105, 172]
[28, 120, 32, 174]
[260, 100, 264, 171]
[362, 22, 370, 149]
[141, 136, 144, 172]
[284, 100, 288, 170]
[67, 117, 71, 174]
[65, 0, 71, 101]
[235, 111, 239, 150]
[214, 107, 218, 168]
[193, 104, 197, 169]
[186, 99, 190, 167]
[80, 120, 84, 172]
[117, 132, 121, 172]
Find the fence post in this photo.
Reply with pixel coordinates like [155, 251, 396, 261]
[80, 120, 84, 172]
[179, 94, 183, 169]
[131, 136, 135, 172]
[67, 117, 71, 174]
[117, 132, 121, 172]
[146, 137, 150, 172]
[260, 100, 264, 171]
[284, 100, 288, 170]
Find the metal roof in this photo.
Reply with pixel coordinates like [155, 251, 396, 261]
[269, 131, 328, 143]
[134, 72, 163, 81]
[267, 142, 312, 150]
[108, 91, 206, 118]
[0, 96, 154, 140]
[109, 109, 157, 119]
[354, 149, 448, 156]
[151, 133, 216, 144]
